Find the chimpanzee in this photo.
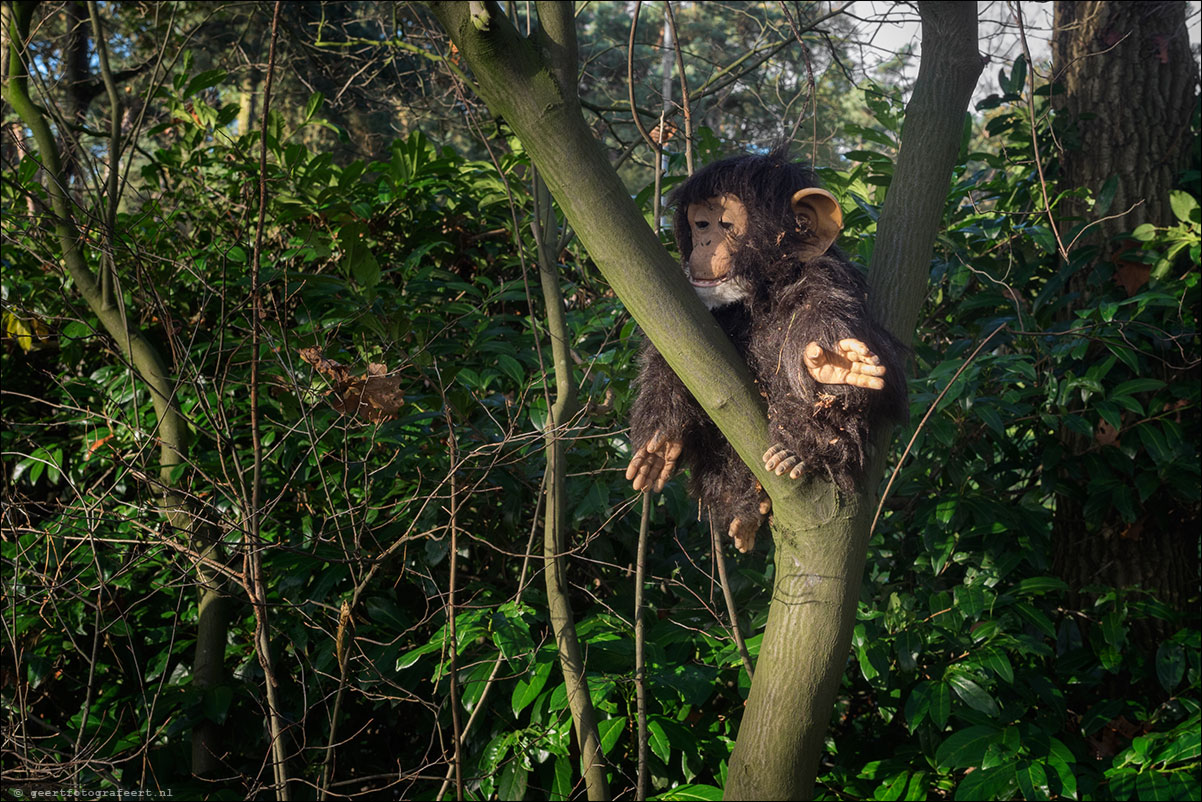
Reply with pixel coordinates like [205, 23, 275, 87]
[625, 149, 907, 551]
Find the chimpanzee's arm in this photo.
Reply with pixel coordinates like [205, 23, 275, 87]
[752, 255, 907, 489]
[626, 341, 707, 492]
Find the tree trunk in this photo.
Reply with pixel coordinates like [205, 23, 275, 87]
[1050, 0, 1199, 621]
[1052, 1, 1195, 244]
[59, 1, 89, 182]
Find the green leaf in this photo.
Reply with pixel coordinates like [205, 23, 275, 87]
[947, 673, 999, 717]
[351, 245, 381, 288]
[1009, 55, 1027, 94]
[905, 681, 931, 730]
[875, 770, 912, 801]
[1169, 189, 1199, 223]
[931, 679, 952, 728]
[597, 717, 625, 756]
[859, 640, 890, 683]
[936, 725, 1001, 770]
[1107, 767, 1138, 800]
[1132, 223, 1157, 241]
[550, 754, 572, 800]
[497, 354, 526, 386]
[648, 718, 670, 764]
[183, 68, 227, 99]
[1095, 401, 1123, 435]
[953, 585, 987, 619]
[497, 760, 528, 801]
[460, 660, 496, 713]
[976, 648, 1014, 684]
[1153, 727, 1202, 765]
[1111, 378, 1166, 396]
[1155, 641, 1185, 692]
[1137, 424, 1175, 466]
[363, 596, 409, 632]
[479, 731, 511, 782]
[1013, 601, 1057, 638]
[1047, 737, 1079, 800]
[895, 629, 922, 674]
[304, 91, 325, 121]
[1029, 225, 1057, 253]
[491, 604, 532, 661]
[1016, 761, 1050, 801]
[511, 655, 553, 717]
[1100, 609, 1126, 650]
[1011, 576, 1069, 596]
[1134, 770, 1177, 801]
[903, 771, 930, 801]
[977, 405, 1005, 435]
[395, 636, 442, 671]
[954, 765, 1017, 801]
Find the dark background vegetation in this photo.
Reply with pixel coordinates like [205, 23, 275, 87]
[2, 1, 1199, 800]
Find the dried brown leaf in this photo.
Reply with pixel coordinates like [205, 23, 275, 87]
[300, 348, 404, 423]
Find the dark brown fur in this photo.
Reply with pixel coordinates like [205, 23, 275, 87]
[629, 151, 907, 538]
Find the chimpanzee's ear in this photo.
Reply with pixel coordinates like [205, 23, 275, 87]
[790, 188, 843, 258]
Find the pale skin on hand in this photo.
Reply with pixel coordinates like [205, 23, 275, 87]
[803, 338, 886, 389]
[625, 430, 683, 492]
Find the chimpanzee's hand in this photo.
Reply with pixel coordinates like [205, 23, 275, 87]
[625, 430, 683, 493]
[804, 339, 886, 389]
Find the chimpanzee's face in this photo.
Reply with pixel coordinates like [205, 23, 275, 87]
[685, 194, 751, 309]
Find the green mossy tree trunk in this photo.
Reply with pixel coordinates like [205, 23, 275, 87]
[428, 2, 982, 798]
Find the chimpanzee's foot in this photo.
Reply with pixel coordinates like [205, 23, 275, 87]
[727, 493, 773, 553]
[763, 444, 806, 479]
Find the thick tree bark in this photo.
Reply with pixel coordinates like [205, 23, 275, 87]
[1050, 1, 1199, 622]
[1052, 1, 1195, 243]
[428, 2, 980, 799]
[60, 1, 88, 180]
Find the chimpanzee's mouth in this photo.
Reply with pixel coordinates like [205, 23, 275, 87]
[690, 275, 748, 309]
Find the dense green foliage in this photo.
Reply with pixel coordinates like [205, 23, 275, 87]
[3, 21, 1199, 802]
[816, 73, 1201, 802]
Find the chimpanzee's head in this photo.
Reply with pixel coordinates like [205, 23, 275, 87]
[670, 150, 843, 309]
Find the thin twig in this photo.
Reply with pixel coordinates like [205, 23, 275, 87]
[663, 1, 692, 174]
[434, 473, 548, 801]
[712, 522, 754, 682]
[318, 601, 351, 800]
[634, 493, 651, 800]
[627, 1, 656, 152]
[1012, 3, 1068, 262]
[247, 4, 289, 798]
[871, 323, 1009, 535]
[442, 387, 465, 802]
[777, 1, 819, 158]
